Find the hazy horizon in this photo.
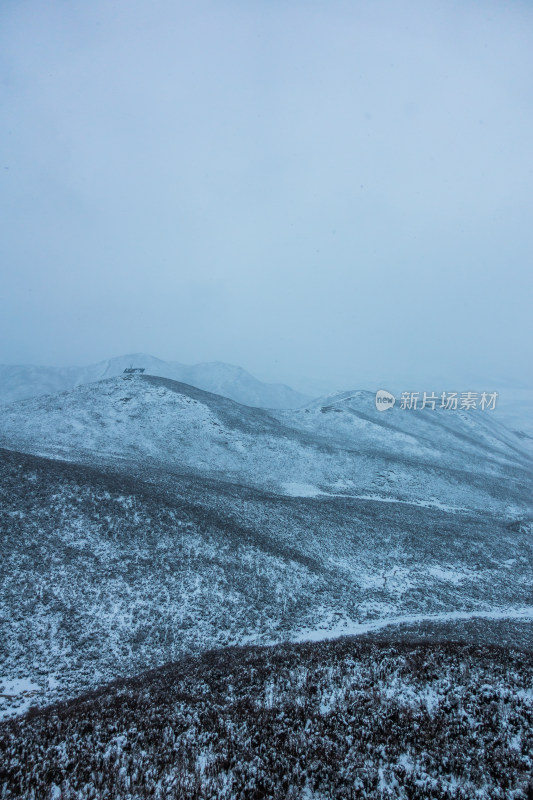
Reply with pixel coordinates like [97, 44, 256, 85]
[2, 0, 532, 391]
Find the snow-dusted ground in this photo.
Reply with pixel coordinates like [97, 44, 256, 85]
[0, 677, 41, 721]
[293, 606, 533, 643]
[1, 441, 531, 719]
[282, 482, 475, 513]
[3, 634, 533, 799]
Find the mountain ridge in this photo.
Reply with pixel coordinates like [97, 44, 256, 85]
[0, 353, 311, 410]
[0, 373, 531, 515]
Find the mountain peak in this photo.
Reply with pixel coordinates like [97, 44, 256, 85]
[0, 354, 311, 410]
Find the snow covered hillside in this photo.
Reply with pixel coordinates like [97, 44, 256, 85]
[0, 374, 531, 517]
[2, 636, 533, 799]
[0, 408, 532, 714]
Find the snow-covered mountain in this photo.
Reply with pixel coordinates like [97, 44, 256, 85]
[0, 374, 531, 516]
[0, 353, 310, 409]
[294, 375, 533, 440]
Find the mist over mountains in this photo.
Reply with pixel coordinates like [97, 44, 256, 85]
[2, 354, 532, 443]
[0, 354, 310, 410]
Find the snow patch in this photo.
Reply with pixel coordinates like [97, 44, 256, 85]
[0, 676, 41, 720]
[282, 482, 323, 497]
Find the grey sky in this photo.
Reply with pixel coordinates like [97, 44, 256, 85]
[1, 0, 532, 390]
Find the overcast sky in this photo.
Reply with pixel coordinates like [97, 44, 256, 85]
[1, 0, 532, 390]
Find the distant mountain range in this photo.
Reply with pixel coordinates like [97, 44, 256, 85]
[1, 354, 532, 438]
[0, 353, 311, 409]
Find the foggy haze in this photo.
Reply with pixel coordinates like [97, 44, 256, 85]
[1, 0, 532, 391]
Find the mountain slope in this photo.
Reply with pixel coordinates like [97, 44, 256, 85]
[0, 376, 531, 718]
[0, 353, 310, 409]
[0, 374, 531, 516]
[2, 636, 533, 800]
[1, 444, 533, 717]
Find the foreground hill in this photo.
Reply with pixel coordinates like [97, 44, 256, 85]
[1, 634, 532, 799]
[0, 374, 531, 516]
[1, 446, 532, 718]
[0, 353, 310, 409]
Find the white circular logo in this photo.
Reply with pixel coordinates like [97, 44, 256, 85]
[375, 389, 395, 412]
